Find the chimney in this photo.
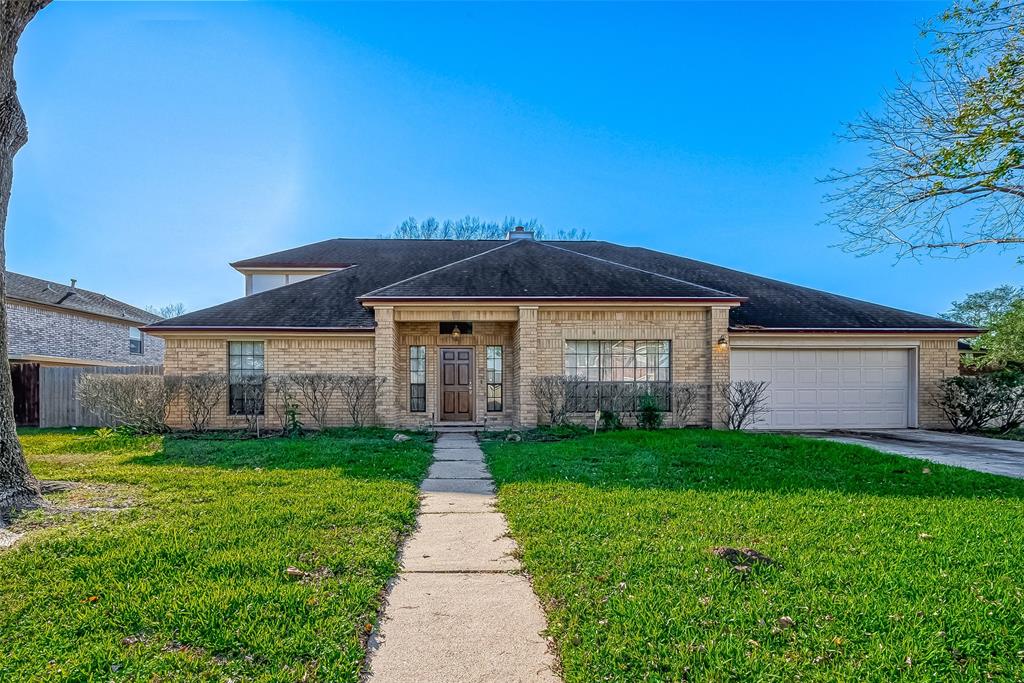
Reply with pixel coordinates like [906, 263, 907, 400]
[506, 225, 535, 241]
[69, 278, 77, 289]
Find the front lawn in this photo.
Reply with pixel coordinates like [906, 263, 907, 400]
[1, 428, 433, 682]
[484, 430, 1024, 682]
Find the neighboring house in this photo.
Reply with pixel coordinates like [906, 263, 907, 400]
[145, 228, 979, 430]
[7, 271, 164, 367]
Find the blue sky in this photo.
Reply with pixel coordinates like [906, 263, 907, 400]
[9, 1, 1020, 315]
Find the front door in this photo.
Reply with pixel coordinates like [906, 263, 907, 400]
[440, 348, 473, 421]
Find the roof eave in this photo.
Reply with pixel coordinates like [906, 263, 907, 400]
[142, 325, 376, 334]
[357, 296, 748, 304]
[728, 326, 982, 335]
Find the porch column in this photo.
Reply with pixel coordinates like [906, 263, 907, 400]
[515, 305, 538, 428]
[373, 305, 398, 428]
[708, 305, 730, 428]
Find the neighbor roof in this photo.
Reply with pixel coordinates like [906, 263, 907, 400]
[146, 238, 977, 333]
[7, 271, 160, 325]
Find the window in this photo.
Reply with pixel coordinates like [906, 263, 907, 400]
[564, 340, 671, 411]
[409, 346, 426, 412]
[228, 341, 265, 415]
[129, 327, 144, 355]
[486, 346, 503, 412]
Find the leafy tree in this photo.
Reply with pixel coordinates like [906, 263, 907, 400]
[825, 1, 1024, 259]
[969, 299, 1024, 365]
[943, 284, 1024, 327]
[146, 302, 187, 319]
[1, 0, 51, 516]
[388, 215, 590, 240]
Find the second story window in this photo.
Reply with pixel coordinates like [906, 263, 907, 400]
[129, 327, 144, 355]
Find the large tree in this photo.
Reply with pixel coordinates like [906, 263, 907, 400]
[943, 284, 1024, 327]
[0, 0, 50, 516]
[825, 1, 1024, 258]
[388, 215, 591, 240]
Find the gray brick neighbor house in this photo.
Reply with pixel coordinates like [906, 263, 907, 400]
[7, 271, 164, 367]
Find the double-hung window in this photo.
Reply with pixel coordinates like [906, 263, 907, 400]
[564, 340, 671, 411]
[409, 346, 426, 412]
[486, 346, 503, 412]
[129, 327, 144, 355]
[228, 341, 265, 415]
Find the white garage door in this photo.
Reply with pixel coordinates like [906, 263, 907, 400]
[730, 348, 911, 429]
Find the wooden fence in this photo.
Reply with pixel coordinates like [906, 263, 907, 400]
[13, 363, 163, 428]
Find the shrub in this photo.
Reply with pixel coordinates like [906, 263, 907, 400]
[337, 375, 386, 427]
[718, 380, 770, 430]
[77, 374, 179, 434]
[636, 393, 664, 430]
[934, 370, 1024, 433]
[599, 410, 623, 431]
[178, 372, 227, 432]
[290, 372, 344, 430]
[670, 383, 703, 427]
[531, 375, 585, 425]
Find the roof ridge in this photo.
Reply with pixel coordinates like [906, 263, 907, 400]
[357, 241, 519, 298]
[537, 241, 743, 299]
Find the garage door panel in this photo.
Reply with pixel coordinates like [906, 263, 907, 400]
[731, 347, 910, 429]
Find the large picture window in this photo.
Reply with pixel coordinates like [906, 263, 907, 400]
[409, 346, 426, 412]
[564, 340, 671, 411]
[486, 346, 503, 412]
[228, 341, 265, 415]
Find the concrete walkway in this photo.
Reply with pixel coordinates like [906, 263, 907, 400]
[806, 429, 1024, 479]
[365, 433, 560, 683]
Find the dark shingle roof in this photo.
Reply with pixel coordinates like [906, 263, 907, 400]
[360, 240, 740, 300]
[7, 271, 159, 325]
[556, 243, 971, 331]
[147, 238, 977, 333]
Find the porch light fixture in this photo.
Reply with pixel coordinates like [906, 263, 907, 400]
[451, 324, 461, 341]
[716, 335, 728, 350]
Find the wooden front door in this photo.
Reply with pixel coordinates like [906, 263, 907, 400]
[440, 348, 473, 421]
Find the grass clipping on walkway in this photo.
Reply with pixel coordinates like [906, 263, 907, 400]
[485, 429, 1024, 682]
[1, 428, 432, 682]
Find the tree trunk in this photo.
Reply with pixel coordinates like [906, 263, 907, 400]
[0, 0, 52, 517]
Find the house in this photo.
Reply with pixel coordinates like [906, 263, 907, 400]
[8, 271, 165, 428]
[144, 228, 978, 430]
[7, 271, 164, 367]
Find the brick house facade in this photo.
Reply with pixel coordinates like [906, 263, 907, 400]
[7, 272, 163, 367]
[146, 232, 976, 431]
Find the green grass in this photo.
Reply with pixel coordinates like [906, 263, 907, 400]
[1, 428, 433, 682]
[484, 430, 1024, 682]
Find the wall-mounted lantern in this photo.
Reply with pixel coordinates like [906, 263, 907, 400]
[716, 335, 729, 351]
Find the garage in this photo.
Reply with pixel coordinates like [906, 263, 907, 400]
[730, 348, 914, 429]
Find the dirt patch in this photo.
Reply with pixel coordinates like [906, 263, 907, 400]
[710, 546, 778, 574]
[1, 481, 140, 550]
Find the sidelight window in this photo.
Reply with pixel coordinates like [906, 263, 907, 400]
[410, 346, 426, 412]
[486, 346, 503, 412]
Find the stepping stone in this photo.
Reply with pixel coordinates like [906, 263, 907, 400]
[427, 460, 489, 479]
[420, 491, 497, 514]
[421, 478, 494, 494]
[368, 572, 558, 683]
[402, 512, 518, 572]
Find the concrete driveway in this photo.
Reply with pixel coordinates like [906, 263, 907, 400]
[802, 429, 1024, 479]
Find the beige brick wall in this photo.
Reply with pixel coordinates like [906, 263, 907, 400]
[163, 335, 374, 430]
[918, 337, 961, 429]
[534, 306, 716, 427]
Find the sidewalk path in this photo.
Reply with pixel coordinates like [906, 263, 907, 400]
[365, 433, 560, 683]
